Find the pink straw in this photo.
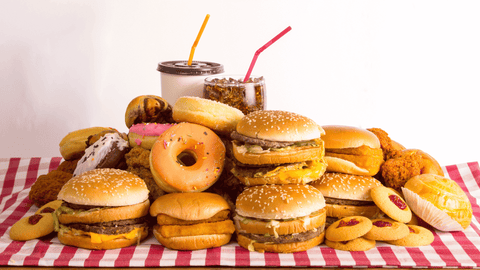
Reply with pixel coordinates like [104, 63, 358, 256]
[243, 26, 292, 82]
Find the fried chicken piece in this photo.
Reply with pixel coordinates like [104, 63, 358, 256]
[368, 128, 405, 160]
[381, 151, 423, 190]
[55, 159, 79, 174]
[29, 170, 73, 207]
[125, 146, 164, 201]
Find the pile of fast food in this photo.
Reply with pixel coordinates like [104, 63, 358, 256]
[11, 94, 473, 253]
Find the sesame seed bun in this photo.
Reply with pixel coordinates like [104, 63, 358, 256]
[55, 168, 150, 250]
[236, 184, 325, 220]
[236, 110, 325, 142]
[310, 173, 383, 221]
[311, 173, 383, 201]
[234, 184, 326, 253]
[57, 168, 149, 206]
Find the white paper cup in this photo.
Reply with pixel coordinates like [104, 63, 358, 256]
[157, 61, 224, 105]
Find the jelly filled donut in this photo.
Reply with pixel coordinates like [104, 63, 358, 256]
[128, 123, 175, 150]
[149, 122, 226, 193]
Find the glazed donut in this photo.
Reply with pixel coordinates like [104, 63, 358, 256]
[128, 123, 175, 150]
[125, 95, 174, 128]
[149, 122, 226, 193]
[172, 96, 244, 135]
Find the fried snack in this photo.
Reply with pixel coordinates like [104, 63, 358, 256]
[29, 170, 73, 207]
[125, 146, 165, 202]
[381, 152, 423, 189]
[367, 128, 406, 160]
[55, 159, 79, 174]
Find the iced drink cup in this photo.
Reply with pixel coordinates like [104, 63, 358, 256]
[203, 75, 266, 115]
[158, 60, 224, 105]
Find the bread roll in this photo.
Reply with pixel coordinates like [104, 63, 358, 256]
[402, 174, 472, 231]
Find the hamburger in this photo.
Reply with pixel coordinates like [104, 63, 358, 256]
[149, 192, 236, 250]
[230, 110, 327, 185]
[321, 125, 384, 176]
[234, 184, 326, 253]
[54, 168, 150, 250]
[310, 172, 383, 225]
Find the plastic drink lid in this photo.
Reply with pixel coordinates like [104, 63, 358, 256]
[157, 61, 224, 76]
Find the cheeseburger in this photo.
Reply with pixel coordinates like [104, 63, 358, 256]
[231, 110, 327, 185]
[321, 125, 384, 176]
[54, 168, 150, 250]
[234, 184, 326, 253]
[310, 172, 383, 225]
[149, 192, 236, 250]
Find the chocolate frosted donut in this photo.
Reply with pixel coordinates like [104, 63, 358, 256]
[73, 133, 129, 176]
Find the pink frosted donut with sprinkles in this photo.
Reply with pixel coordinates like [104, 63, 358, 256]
[149, 122, 226, 193]
[128, 123, 175, 150]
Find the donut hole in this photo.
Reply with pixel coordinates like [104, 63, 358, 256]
[177, 150, 198, 166]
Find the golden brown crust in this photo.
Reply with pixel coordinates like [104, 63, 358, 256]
[403, 174, 472, 230]
[386, 225, 434, 247]
[157, 220, 235, 238]
[236, 231, 325, 253]
[150, 192, 231, 220]
[156, 210, 230, 225]
[324, 204, 382, 219]
[324, 146, 384, 176]
[58, 200, 150, 224]
[371, 186, 412, 223]
[58, 226, 148, 250]
[325, 216, 373, 242]
[172, 96, 244, 135]
[9, 214, 55, 241]
[152, 225, 232, 250]
[363, 218, 410, 241]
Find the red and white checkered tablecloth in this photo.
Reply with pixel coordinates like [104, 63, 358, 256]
[1, 157, 480, 268]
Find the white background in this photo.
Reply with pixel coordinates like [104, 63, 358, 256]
[1, 0, 479, 166]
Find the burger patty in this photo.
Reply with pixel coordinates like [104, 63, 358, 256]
[231, 131, 295, 148]
[239, 225, 324, 244]
[62, 201, 113, 211]
[66, 217, 148, 235]
[324, 197, 375, 206]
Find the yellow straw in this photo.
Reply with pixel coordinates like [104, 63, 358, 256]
[188, 14, 210, 66]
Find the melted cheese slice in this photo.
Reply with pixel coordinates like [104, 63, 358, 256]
[71, 227, 142, 243]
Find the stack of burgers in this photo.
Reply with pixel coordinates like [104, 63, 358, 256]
[230, 110, 329, 253]
[310, 125, 386, 226]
